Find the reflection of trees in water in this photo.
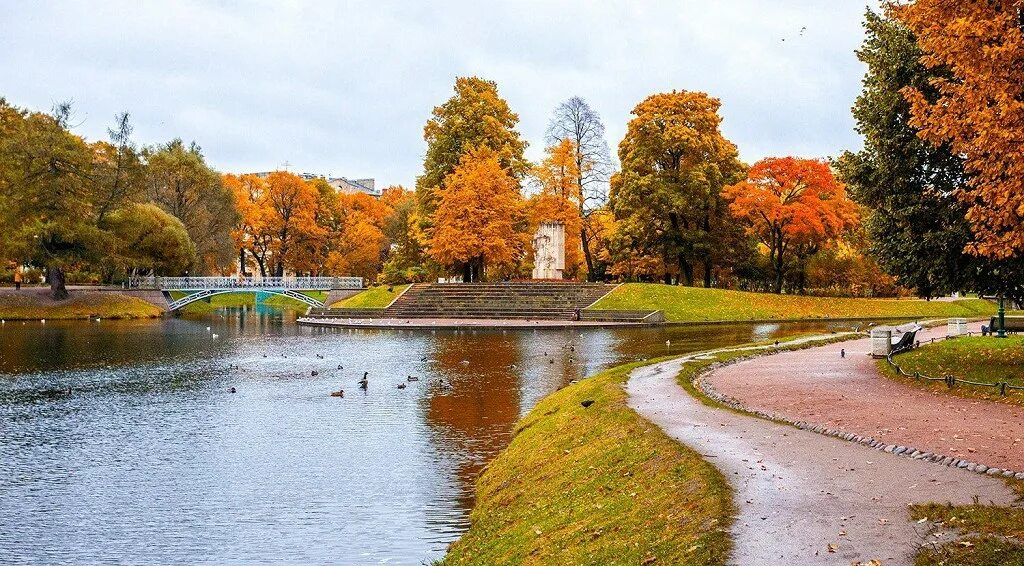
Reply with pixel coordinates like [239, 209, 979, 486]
[423, 331, 525, 512]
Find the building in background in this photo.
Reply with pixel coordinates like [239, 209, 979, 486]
[250, 172, 378, 197]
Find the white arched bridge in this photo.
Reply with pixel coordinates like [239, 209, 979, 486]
[128, 276, 364, 311]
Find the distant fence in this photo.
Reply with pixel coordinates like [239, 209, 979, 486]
[128, 276, 363, 290]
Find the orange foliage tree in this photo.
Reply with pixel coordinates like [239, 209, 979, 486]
[324, 192, 393, 281]
[724, 157, 859, 293]
[262, 171, 323, 276]
[529, 139, 584, 278]
[895, 0, 1024, 258]
[224, 173, 276, 276]
[427, 148, 527, 281]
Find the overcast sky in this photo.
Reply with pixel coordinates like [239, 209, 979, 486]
[1, 1, 880, 188]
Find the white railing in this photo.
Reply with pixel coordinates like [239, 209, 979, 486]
[128, 276, 363, 290]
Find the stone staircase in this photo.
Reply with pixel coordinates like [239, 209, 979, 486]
[306, 282, 621, 321]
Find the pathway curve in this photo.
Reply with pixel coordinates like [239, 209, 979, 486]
[627, 348, 1015, 565]
[708, 324, 1024, 473]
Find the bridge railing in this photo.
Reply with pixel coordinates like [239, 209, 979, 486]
[128, 276, 363, 290]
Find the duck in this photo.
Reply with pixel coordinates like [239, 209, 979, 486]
[330, 389, 345, 398]
[359, 372, 368, 388]
[397, 383, 407, 389]
[316, 354, 324, 359]
[311, 370, 319, 376]
[407, 375, 419, 382]
[229, 387, 237, 393]
[338, 364, 344, 370]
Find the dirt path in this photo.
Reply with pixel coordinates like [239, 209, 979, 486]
[708, 325, 1024, 473]
[627, 352, 1015, 565]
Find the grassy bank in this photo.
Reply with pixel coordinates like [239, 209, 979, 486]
[589, 283, 995, 323]
[333, 284, 408, 308]
[880, 336, 1024, 407]
[170, 290, 327, 314]
[443, 358, 733, 565]
[911, 495, 1024, 564]
[0, 289, 163, 320]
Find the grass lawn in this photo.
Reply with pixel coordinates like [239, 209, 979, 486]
[880, 336, 1024, 406]
[170, 290, 327, 314]
[588, 283, 996, 323]
[333, 284, 408, 308]
[442, 358, 733, 565]
[911, 499, 1024, 565]
[0, 289, 163, 320]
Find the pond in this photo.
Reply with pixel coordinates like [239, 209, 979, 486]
[0, 306, 868, 564]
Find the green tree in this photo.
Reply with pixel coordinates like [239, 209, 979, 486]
[416, 76, 529, 221]
[610, 90, 746, 286]
[143, 139, 238, 274]
[838, 10, 980, 299]
[0, 101, 108, 298]
[106, 202, 196, 276]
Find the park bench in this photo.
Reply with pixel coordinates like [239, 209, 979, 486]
[891, 323, 922, 351]
[985, 316, 1024, 335]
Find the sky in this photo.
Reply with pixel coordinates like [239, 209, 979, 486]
[1, 1, 880, 188]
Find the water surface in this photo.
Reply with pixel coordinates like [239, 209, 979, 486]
[0, 307, 868, 564]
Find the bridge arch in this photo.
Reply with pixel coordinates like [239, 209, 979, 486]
[165, 288, 326, 311]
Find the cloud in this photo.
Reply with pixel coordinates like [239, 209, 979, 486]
[0, 0, 879, 186]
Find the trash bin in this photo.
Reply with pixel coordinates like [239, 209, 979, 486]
[871, 329, 893, 359]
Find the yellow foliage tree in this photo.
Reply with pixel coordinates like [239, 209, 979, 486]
[427, 148, 527, 281]
[895, 0, 1024, 258]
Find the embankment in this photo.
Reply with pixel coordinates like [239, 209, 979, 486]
[0, 288, 164, 320]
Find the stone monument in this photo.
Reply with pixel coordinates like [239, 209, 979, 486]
[532, 221, 565, 279]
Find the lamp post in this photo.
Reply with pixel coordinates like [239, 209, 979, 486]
[997, 294, 1008, 339]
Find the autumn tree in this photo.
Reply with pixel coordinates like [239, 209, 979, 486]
[545, 96, 614, 279]
[610, 91, 746, 286]
[427, 148, 527, 281]
[260, 171, 323, 276]
[529, 139, 585, 278]
[416, 76, 529, 227]
[725, 157, 859, 293]
[894, 0, 1024, 259]
[144, 140, 238, 273]
[324, 192, 393, 281]
[0, 102, 105, 298]
[225, 173, 276, 276]
[379, 186, 427, 283]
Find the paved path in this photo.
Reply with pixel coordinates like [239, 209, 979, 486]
[708, 324, 1024, 473]
[628, 352, 1015, 565]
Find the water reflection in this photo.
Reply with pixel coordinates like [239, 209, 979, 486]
[0, 308, 876, 564]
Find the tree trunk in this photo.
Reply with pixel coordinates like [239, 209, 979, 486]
[703, 259, 713, 288]
[773, 267, 784, 294]
[581, 231, 596, 282]
[48, 265, 68, 300]
[678, 254, 694, 286]
[462, 262, 472, 283]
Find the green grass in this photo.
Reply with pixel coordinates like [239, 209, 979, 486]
[589, 283, 996, 323]
[0, 290, 162, 320]
[442, 358, 733, 565]
[911, 502, 1024, 565]
[170, 290, 327, 314]
[334, 284, 408, 308]
[880, 336, 1024, 406]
